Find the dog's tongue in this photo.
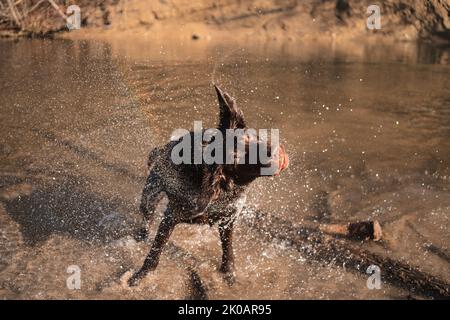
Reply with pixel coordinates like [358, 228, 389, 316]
[275, 146, 289, 176]
[282, 152, 289, 171]
[279, 151, 288, 171]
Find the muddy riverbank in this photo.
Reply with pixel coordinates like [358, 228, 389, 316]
[1, 1, 449, 42]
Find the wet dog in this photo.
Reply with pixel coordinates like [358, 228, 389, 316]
[128, 85, 289, 286]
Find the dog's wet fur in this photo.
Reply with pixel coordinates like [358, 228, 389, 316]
[128, 85, 289, 286]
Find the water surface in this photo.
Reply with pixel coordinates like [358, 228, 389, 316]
[0, 38, 449, 299]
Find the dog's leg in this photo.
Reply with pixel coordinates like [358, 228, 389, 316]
[218, 220, 235, 284]
[128, 212, 176, 286]
[136, 172, 163, 241]
[140, 172, 163, 222]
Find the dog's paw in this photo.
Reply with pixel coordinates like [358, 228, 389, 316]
[219, 266, 236, 286]
[222, 271, 236, 286]
[127, 270, 146, 287]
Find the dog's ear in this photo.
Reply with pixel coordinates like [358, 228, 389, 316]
[214, 85, 246, 132]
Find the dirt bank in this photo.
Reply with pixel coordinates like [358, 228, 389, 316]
[1, 0, 449, 42]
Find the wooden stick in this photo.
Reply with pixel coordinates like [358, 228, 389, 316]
[25, 0, 45, 16]
[242, 209, 450, 299]
[319, 220, 382, 241]
[46, 0, 67, 21]
[7, 0, 21, 27]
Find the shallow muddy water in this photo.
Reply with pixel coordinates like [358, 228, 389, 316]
[0, 37, 449, 299]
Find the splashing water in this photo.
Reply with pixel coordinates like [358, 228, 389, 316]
[0, 38, 449, 299]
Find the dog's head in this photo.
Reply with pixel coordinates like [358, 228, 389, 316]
[213, 85, 288, 181]
[200, 85, 289, 205]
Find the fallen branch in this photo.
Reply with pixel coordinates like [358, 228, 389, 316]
[7, 0, 21, 27]
[24, 0, 45, 17]
[319, 220, 382, 241]
[46, 0, 67, 21]
[0, 0, 69, 33]
[243, 209, 450, 299]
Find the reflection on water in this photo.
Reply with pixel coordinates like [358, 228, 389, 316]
[0, 38, 449, 299]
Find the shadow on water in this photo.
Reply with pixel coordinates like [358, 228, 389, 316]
[2, 176, 140, 246]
